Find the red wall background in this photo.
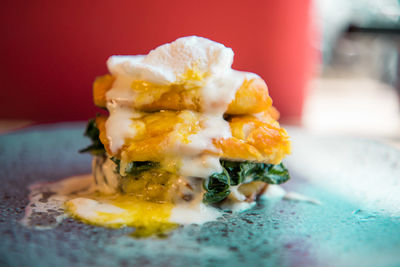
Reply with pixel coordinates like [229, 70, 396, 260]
[0, 0, 316, 122]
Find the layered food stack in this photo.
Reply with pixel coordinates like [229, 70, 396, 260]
[83, 36, 291, 208]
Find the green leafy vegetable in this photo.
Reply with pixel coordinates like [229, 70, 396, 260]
[79, 119, 106, 155]
[253, 163, 290, 184]
[203, 160, 290, 204]
[222, 161, 290, 185]
[110, 157, 159, 176]
[203, 169, 231, 204]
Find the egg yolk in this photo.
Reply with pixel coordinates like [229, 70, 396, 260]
[65, 194, 177, 238]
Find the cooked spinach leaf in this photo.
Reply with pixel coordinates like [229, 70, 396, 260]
[79, 119, 106, 155]
[203, 160, 290, 204]
[110, 157, 159, 176]
[252, 163, 290, 184]
[203, 169, 231, 204]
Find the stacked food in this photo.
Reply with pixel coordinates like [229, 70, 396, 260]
[82, 36, 291, 210]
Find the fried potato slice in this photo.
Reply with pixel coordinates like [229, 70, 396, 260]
[96, 111, 290, 165]
[93, 75, 272, 115]
[217, 113, 291, 164]
[226, 78, 272, 114]
[93, 74, 115, 107]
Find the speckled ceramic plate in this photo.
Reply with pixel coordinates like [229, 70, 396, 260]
[1, 123, 400, 267]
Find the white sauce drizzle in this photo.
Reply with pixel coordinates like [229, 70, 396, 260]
[179, 155, 222, 178]
[21, 174, 93, 229]
[221, 201, 256, 213]
[105, 103, 143, 153]
[104, 36, 255, 179]
[170, 203, 221, 224]
[283, 192, 322, 205]
[21, 174, 223, 229]
[261, 185, 321, 205]
[178, 114, 231, 158]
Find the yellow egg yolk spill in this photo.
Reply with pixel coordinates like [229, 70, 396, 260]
[65, 194, 177, 238]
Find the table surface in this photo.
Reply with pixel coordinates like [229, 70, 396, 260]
[1, 122, 400, 267]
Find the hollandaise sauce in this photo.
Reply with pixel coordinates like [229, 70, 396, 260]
[21, 174, 220, 237]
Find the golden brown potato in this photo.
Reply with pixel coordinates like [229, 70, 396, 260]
[226, 78, 272, 114]
[96, 111, 290, 165]
[95, 115, 113, 156]
[217, 114, 291, 164]
[93, 75, 272, 115]
[93, 74, 115, 107]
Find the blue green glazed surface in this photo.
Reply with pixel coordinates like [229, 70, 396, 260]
[0, 123, 399, 267]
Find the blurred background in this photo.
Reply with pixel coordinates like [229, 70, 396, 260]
[1, 0, 400, 144]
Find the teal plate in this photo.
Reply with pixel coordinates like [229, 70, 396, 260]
[1, 123, 400, 267]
